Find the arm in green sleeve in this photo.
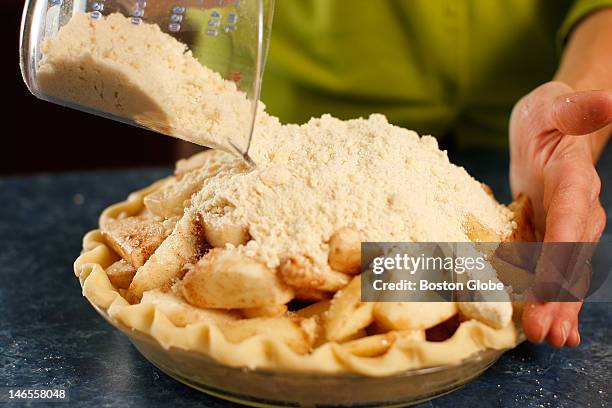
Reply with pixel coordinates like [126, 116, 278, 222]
[557, 0, 612, 50]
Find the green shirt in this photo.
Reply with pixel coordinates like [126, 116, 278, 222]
[261, 0, 612, 149]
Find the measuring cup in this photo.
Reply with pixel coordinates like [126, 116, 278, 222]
[20, 0, 275, 163]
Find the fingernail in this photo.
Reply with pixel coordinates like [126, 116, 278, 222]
[574, 328, 581, 346]
[537, 315, 553, 343]
[561, 320, 571, 344]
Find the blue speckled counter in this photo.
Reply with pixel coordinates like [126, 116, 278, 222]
[0, 148, 610, 407]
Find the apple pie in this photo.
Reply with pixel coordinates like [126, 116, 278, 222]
[74, 114, 534, 376]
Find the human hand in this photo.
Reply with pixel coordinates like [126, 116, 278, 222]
[509, 81, 612, 347]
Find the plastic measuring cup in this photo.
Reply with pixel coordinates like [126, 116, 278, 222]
[20, 0, 275, 164]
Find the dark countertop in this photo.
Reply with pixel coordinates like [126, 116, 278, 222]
[0, 148, 610, 408]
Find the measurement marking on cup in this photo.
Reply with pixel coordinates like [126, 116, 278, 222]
[169, 3, 184, 31]
[89, 0, 106, 18]
[131, 0, 146, 19]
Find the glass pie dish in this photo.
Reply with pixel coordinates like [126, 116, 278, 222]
[72, 151, 529, 407]
[81, 277, 520, 407]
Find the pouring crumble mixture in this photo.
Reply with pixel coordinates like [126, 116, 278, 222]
[59, 14, 531, 374]
[37, 13, 259, 153]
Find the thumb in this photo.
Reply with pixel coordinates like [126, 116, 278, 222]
[551, 90, 612, 135]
